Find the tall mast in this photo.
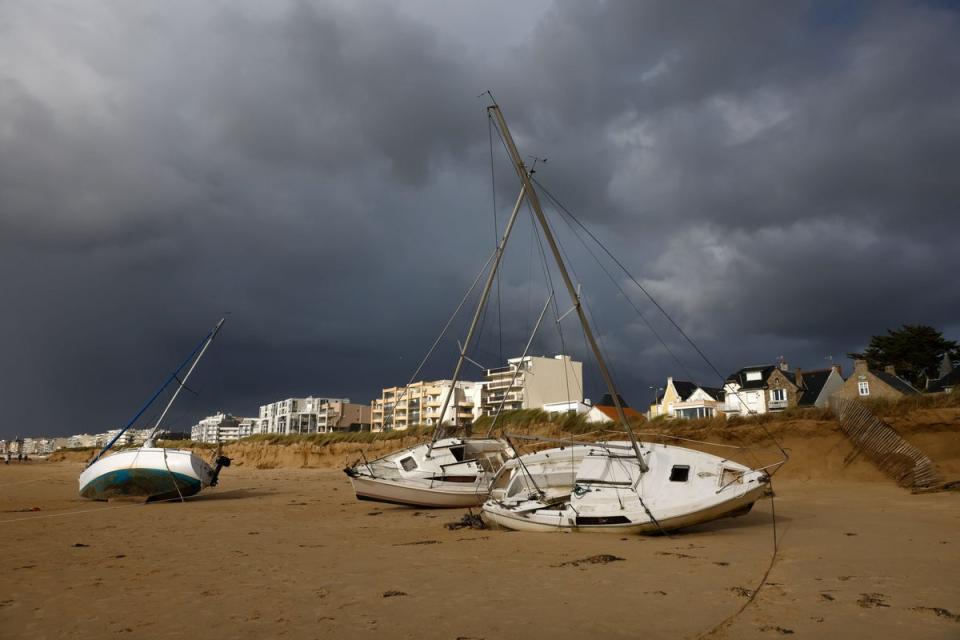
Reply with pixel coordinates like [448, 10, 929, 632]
[429, 185, 527, 450]
[488, 104, 648, 471]
[144, 317, 226, 446]
[87, 318, 226, 466]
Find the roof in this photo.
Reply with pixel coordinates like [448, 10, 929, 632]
[796, 369, 833, 406]
[699, 386, 725, 401]
[598, 393, 630, 408]
[872, 370, 919, 395]
[725, 365, 777, 390]
[594, 404, 645, 422]
[671, 380, 698, 401]
[926, 368, 960, 393]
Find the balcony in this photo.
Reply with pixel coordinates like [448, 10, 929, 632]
[768, 399, 788, 410]
[486, 365, 512, 376]
[486, 377, 523, 391]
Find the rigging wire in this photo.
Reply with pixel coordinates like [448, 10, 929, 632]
[380, 248, 498, 433]
[533, 177, 787, 460]
[534, 191, 626, 396]
[531, 175, 785, 635]
[527, 200, 574, 409]
[542, 189, 701, 384]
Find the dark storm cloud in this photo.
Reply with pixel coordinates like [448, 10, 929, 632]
[1, 1, 958, 437]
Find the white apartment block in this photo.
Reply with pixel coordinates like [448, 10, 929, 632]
[481, 354, 584, 416]
[258, 397, 371, 435]
[371, 380, 484, 432]
[190, 413, 259, 443]
[68, 434, 100, 449]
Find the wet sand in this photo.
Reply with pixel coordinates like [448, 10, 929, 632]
[1, 462, 957, 639]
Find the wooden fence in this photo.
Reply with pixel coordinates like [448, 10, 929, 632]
[831, 397, 940, 489]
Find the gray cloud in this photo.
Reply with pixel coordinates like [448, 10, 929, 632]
[1, 0, 958, 437]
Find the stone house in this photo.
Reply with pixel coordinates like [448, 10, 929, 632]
[722, 362, 845, 415]
[834, 359, 919, 401]
[722, 364, 798, 416]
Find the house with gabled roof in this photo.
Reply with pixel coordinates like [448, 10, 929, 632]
[649, 378, 726, 419]
[925, 353, 959, 394]
[672, 385, 725, 419]
[795, 365, 845, 408]
[722, 362, 847, 415]
[649, 377, 698, 418]
[834, 359, 919, 401]
[722, 363, 800, 416]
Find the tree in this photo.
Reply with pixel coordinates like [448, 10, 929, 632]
[848, 324, 959, 388]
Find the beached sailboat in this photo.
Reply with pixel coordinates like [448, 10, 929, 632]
[78, 319, 231, 501]
[482, 440, 767, 533]
[345, 437, 513, 507]
[474, 103, 777, 533]
[343, 187, 534, 508]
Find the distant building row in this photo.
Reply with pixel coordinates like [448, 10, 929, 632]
[648, 355, 955, 420]
[189, 397, 371, 443]
[371, 354, 583, 431]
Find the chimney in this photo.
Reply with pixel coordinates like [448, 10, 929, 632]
[853, 359, 869, 374]
[884, 364, 897, 376]
[795, 367, 804, 388]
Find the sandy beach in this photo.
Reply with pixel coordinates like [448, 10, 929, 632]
[1, 453, 958, 639]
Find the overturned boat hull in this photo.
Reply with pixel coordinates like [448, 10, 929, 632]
[481, 441, 769, 534]
[79, 448, 219, 502]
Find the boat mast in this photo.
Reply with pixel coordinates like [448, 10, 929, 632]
[87, 318, 226, 467]
[488, 104, 649, 471]
[429, 185, 527, 451]
[144, 317, 226, 447]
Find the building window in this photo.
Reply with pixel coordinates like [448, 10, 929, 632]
[858, 381, 870, 396]
[770, 388, 786, 402]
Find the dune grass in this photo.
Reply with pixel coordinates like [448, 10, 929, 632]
[232, 426, 431, 447]
[138, 392, 960, 449]
[861, 391, 960, 417]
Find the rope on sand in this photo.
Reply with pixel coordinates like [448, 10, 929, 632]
[0, 488, 253, 524]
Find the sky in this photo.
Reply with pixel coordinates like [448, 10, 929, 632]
[1, 1, 958, 438]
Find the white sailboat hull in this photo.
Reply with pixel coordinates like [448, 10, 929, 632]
[481, 441, 769, 534]
[348, 474, 491, 508]
[79, 447, 216, 501]
[344, 437, 512, 508]
[482, 483, 764, 533]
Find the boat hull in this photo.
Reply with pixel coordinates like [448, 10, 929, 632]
[348, 474, 489, 508]
[344, 437, 511, 508]
[482, 483, 765, 533]
[480, 441, 771, 534]
[79, 448, 214, 501]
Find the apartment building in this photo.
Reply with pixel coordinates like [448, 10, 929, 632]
[258, 397, 370, 435]
[190, 413, 257, 443]
[481, 354, 584, 416]
[371, 380, 484, 431]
